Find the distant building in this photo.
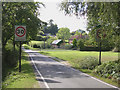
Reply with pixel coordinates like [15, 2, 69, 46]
[52, 39, 63, 48]
[69, 34, 88, 44]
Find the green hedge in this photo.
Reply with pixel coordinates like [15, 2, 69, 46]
[93, 60, 120, 83]
[80, 46, 113, 51]
[2, 43, 19, 81]
[79, 56, 98, 70]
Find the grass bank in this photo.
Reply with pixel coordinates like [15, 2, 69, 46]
[2, 51, 40, 88]
[38, 50, 118, 63]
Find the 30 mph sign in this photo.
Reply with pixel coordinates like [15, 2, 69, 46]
[15, 25, 26, 41]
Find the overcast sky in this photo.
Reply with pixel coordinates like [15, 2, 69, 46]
[38, 1, 87, 32]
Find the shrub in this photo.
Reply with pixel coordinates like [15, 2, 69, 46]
[93, 60, 120, 81]
[77, 39, 84, 50]
[23, 44, 31, 49]
[79, 56, 98, 70]
[3, 44, 19, 67]
[61, 44, 73, 49]
[72, 38, 77, 48]
[29, 41, 45, 48]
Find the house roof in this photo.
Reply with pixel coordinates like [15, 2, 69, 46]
[52, 39, 62, 45]
[69, 34, 82, 40]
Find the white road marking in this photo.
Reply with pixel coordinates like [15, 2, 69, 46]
[28, 53, 50, 90]
[83, 73, 118, 89]
[70, 66, 118, 89]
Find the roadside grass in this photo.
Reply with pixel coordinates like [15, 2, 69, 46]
[38, 50, 118, 63]
[2, 51, 40, 88]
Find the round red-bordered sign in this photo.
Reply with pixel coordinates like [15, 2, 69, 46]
[15, 26, 26, 37]
[97, 29, 106, 38]
[97, 29, 101, 38]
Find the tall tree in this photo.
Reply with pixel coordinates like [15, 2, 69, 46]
[42, 19, 58, 35]
[56, 27, 70, 40]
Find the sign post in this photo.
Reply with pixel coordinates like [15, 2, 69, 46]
[96, 29, 106, 65]
[96, 29, 102, 65]
[15, 25, 26, 72]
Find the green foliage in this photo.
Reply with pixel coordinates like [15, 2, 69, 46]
[79, 56, 98, 70]
[56, 27, 70, 40]
[2, 52, 40, 88]
[42, 19, 58, 35]
[75, 31, 81, 35]
[3, 43, 19, 68]
[60, 2, 120, 50]
[77, 39, 84, 50]
[61, 44, 73, 49]
[2, 43, 19, 81]
[2, 2, 44, 47]
[22, 44, 32, 49]
[29, 40, 48, 49]
[93, 60, 120, 81]
[46, 37, 58, 48]
[72, 38, 77, 48]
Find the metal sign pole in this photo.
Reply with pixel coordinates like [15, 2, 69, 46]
[99, 40, 102, 65]
[19, 41, 22, 72]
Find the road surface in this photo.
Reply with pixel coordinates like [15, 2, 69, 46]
[23, 48, 119, 90]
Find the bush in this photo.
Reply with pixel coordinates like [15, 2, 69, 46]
[79, 56, 98, 70]
[2, 43, 19, 81]
[29, 41, 45, 48]
[61, 44, 73, 49]
[72, 38, 77, 48]
[77, 39, 84, 50]
[23, 44, 31, 49]
[3, 44, 19, 67]
[93, 60, 120, 81]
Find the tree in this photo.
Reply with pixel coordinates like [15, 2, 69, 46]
[59, 1, 120, 51]
[2, 2, 45, 75]
[42, 19, 58, 35]
[2, 2, 45, 47]
[72, 38, 77, 48]
[71, 31, 75, 35]
[75, 31, 81, 35]
[56, 27, 70, 40]
[77, 39, 84, 50]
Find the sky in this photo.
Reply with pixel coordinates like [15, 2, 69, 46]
[38, 1, 88, 33]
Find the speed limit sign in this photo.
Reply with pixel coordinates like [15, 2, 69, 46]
[15, 25, 26, 41]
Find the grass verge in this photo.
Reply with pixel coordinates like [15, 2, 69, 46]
[2, 51, 40, 88]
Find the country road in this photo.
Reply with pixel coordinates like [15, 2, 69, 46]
[23, 48, 119, 90]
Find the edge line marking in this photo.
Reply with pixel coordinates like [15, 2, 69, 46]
[28, 53, 50, 90]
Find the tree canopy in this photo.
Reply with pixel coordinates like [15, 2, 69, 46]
[59, 1, 120, 50]
[42, 19, 59, 35]
[56, 27, 71, 40]
[2, 2, 45, 47]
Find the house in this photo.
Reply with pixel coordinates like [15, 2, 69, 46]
[52, 39, 63, 48]
[69, 34, 88, 44]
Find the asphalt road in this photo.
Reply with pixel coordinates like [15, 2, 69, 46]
[23, 48, 119, 90]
